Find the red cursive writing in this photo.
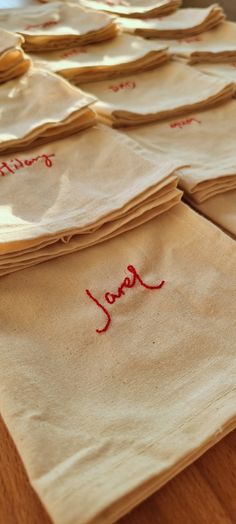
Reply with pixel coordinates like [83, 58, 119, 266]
[109, 81, 136, 93]
[0, 154, 55, 177]
[170, 117, 201, 130]
[86, 264, 165, 334]
[25, 20, 58, 31]
[61, 47, 87, 58]
[106, 0, 129, 6]
[177, 36, 202, 44]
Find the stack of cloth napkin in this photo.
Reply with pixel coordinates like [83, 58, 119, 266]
[0, 125, 182, 276]
[0, 29, 30, 83]
[30, 34, 170, 84]
[125, 99, 236, 203]
[192, 190, 236, 240]
[154, 21, 236, 63]
[195, 62, 236, 95]
[0, 67, 96, 153]
[80, 61, 234, 126]
[80, 0, 182, 18]
[118, 4, 225, 39]
[0, 2, 118, 53]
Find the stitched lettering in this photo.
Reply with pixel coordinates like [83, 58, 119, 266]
[170, 117, 201, 130]
[177, 36, 202, 44]
[86, 264, 165, 334]
[0, 154, 55, 177]
[25, 20, 58, 30]
[109, 81, 136, 93]
[60, 47, 87, 58]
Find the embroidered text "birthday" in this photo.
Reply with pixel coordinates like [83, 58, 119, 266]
[86, 264, 165, 334]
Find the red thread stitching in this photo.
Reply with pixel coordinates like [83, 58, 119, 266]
[109, 81, 136, 93]
[0, 154, 55, 177]
[25, 20, 58, 30]
[177, 36, 202, 44]
[86, 264, 165, 334]
[170, 117, 201, 130]
[61, 47, 87, 58]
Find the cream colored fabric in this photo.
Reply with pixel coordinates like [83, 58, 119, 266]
[30, 34, 169, 84]
[0, 67, 96, 153]
[125, 100, 236, 202]
[0, 2, 118, 52]
[0, 203, 236, 524]
[195, 62, 236, 95]
[119, 5, 225, 39]
[81, 0, 182, 18]
[155, 21, 236, 63]
[81, 61, 234, 127]
[188, 190, 236, 239]
[0, 124, 182, 275]
[0, 29, 30, 82]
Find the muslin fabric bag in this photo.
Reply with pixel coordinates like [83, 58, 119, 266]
[0, 67, 96, 153]
[0, 124, 182, 275]
[188, 190, 236, 239]
[155, 21, 236, 63]
[80, 0, 182, 18]
[0, 2, 117, 52]
[80, 60, 234, 127]
[30, 34, 170, 84]
[125, 100, 236, 202]
[118, 4, 225, 39]
[0, 202, 235, 524]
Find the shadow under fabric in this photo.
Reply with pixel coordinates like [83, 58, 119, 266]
[0, 202, 235, 524]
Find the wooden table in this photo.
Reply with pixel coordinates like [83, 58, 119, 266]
[1, 415, 236, 524]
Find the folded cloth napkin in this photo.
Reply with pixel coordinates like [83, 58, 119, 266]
[0, 2, 118, 53]
[0, 124, 182, 276]
[154, 21, 236, 63]
[187, 190, 236, 239]
[195, 61, 236, 95]
[0, 202, 235, 524]
[0, 29, 31, 82]
[30, 34, 170, 84]
[80, 60, 234, 127]
[118, 4, 225, 39]
[80, 0, 182, 19]
[0, 66, 97, 154]
[125, 100, 236, 202]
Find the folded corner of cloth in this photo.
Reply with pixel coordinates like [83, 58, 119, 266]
[124, 98, 236, 203]
[0, 28, 31, 83]
[80, 60, 234, 127]
[0, 66, 98, 153]
[0, 202, 235, 524]
[80, 0, 182, 19]
[0, 123, 183, 275]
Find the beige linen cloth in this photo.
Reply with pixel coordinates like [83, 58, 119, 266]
[0, 202, 236, 524]
[155, 21, 236, 63]
[125, 100, 236, 202]
[0, 67, 97, 154]
[0, 29, 31, 82]
[0, 2, 117, 53]
[80, 60, 234, 127]
[195, 61, 236, 95]
[80, 0, 182, 18]
[119, 4, 225, 39]
[188, 190, 236, 239]
[30, 34, 170, 84]
[0, 124, 182, 276]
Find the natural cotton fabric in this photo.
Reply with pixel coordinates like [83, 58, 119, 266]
[155, 21, 236, 63]
[0, 2, 118, 52]
[80, 61, 234, 127]
[0, 124, 181, 275]
[0, 67, 96, 153]
[118, 4, 225, 39]
[0, 29, 30, 82]
[188, 190, 236, 239]
[195, 62, 236, 95]
[0, 203, 235, 524]
[30, 33, 169, 84]
[125, 100, 236, 202]
[80, 0, 182, 19]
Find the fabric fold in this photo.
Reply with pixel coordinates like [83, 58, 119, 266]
[80, 61, 234, 127]
[80, 0, 182, 19]
[0, 29, 31, 82]
[0, 203, 235, 524]
[118, 4, 225, 39]
[187, 190, 236, 239]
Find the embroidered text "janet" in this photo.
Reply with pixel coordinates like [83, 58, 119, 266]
[86, 264, 165, 334]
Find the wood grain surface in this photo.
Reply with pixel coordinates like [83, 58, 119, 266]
[1, 414, 236, 524]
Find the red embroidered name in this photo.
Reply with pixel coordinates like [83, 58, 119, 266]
[109, 81, 136, 93]
[25, 20, 58, 30]
[178, 36, 202, 44]
[86, 264, 165, 334]
[105, 0, 129, 6]
[61, 47, 87, 58]
[170, 117, 201, 130]
[0, 154, 55, 177]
